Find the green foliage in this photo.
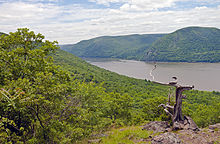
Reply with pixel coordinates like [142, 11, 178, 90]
[0, 28, 68, 143]
[183, 90, 220, 127]
[0, 32, 5, 36]
[144, 27, 220, 62]
[1, 28, 219, 143]
[0, 28, 167, 143]
[0, 28, 113, 143]
[142, 96, 168, 121]
[60, 34, 165, 60]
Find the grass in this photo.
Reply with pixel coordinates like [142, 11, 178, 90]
[76, 125, 153, 144]
[100, 126, 153, 144]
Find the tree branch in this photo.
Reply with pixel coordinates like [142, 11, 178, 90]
[27, 106, 44, 129]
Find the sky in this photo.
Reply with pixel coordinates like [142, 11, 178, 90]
[0, 0, 220, 44]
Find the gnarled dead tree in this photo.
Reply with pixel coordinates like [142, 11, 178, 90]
[157, 77, 199, 131]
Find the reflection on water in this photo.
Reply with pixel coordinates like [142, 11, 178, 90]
[87, 59, 220, 92]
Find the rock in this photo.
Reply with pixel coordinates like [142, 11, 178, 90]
[88, 139, 102, 143]
[136, 138, 151, 143]
[173, 121, 184, 131]
[184, 116, 199, 131]
[90, 133, 108, 138]
[151, 132, 181, 144]
[208, 129, 215, 133]
[177, 129, 210, 144]
[209, 123, 220, 130]
[173, 116, 199, 131]
[142, 121, 170, 133]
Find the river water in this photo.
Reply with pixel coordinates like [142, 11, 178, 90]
[87, 59, 220, 92]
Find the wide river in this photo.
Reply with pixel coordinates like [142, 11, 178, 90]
[87, 59, 220, 92]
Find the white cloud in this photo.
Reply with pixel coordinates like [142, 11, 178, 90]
[90, 0, 189, 10]
[124, 0, 176, 11]
[0, 1, 220, 44]
[195, 6, 208, 10]
[89, 0, 127, 6]
[0, 2, 60, 24]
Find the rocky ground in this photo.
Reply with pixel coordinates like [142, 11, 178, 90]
[141, 121, 220, 144]
[85, 121, 220, 144]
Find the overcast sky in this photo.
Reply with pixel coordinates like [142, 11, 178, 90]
[0, 0, 220, 44]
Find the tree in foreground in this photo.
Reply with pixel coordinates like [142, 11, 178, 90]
[159, 77, 199, 131]
[0, 28, 64, 142]
[0, 28, 87, 143]
[0, 28, 133, 143]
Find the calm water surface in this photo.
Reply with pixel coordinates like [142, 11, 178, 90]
[87, 59, 220, 92]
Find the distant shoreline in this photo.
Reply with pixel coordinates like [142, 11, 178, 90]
[84, 57, 220, 64]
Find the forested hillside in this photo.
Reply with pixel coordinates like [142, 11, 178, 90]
[0, 29, 219, 143]
[61, 26, 220, 62]
[53, 49, 220, 128]
[61, 34, 165, 60]
[144, 27, 220, 62]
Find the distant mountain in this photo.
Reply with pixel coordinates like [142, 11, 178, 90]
[143, 27, 220, 62]
[60, 34, 165, 60]
[61, 27, 220, 62]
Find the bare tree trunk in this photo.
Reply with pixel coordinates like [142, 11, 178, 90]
[173, 86, 193, 122]
[156, 80, 198, 130]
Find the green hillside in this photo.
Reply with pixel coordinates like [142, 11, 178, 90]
[53, 49, 169, 96]
[61, 26, 220, 62]
[1, 29, 220, 143]
[61, 34, 165, 60]
[143, 27, 220, 62]
[53, 49, 220, 126]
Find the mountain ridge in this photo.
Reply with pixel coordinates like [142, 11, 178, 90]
[144, 26, 220, 62]
[61, 26, 220, 62]
[60, 33, 166, 60]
